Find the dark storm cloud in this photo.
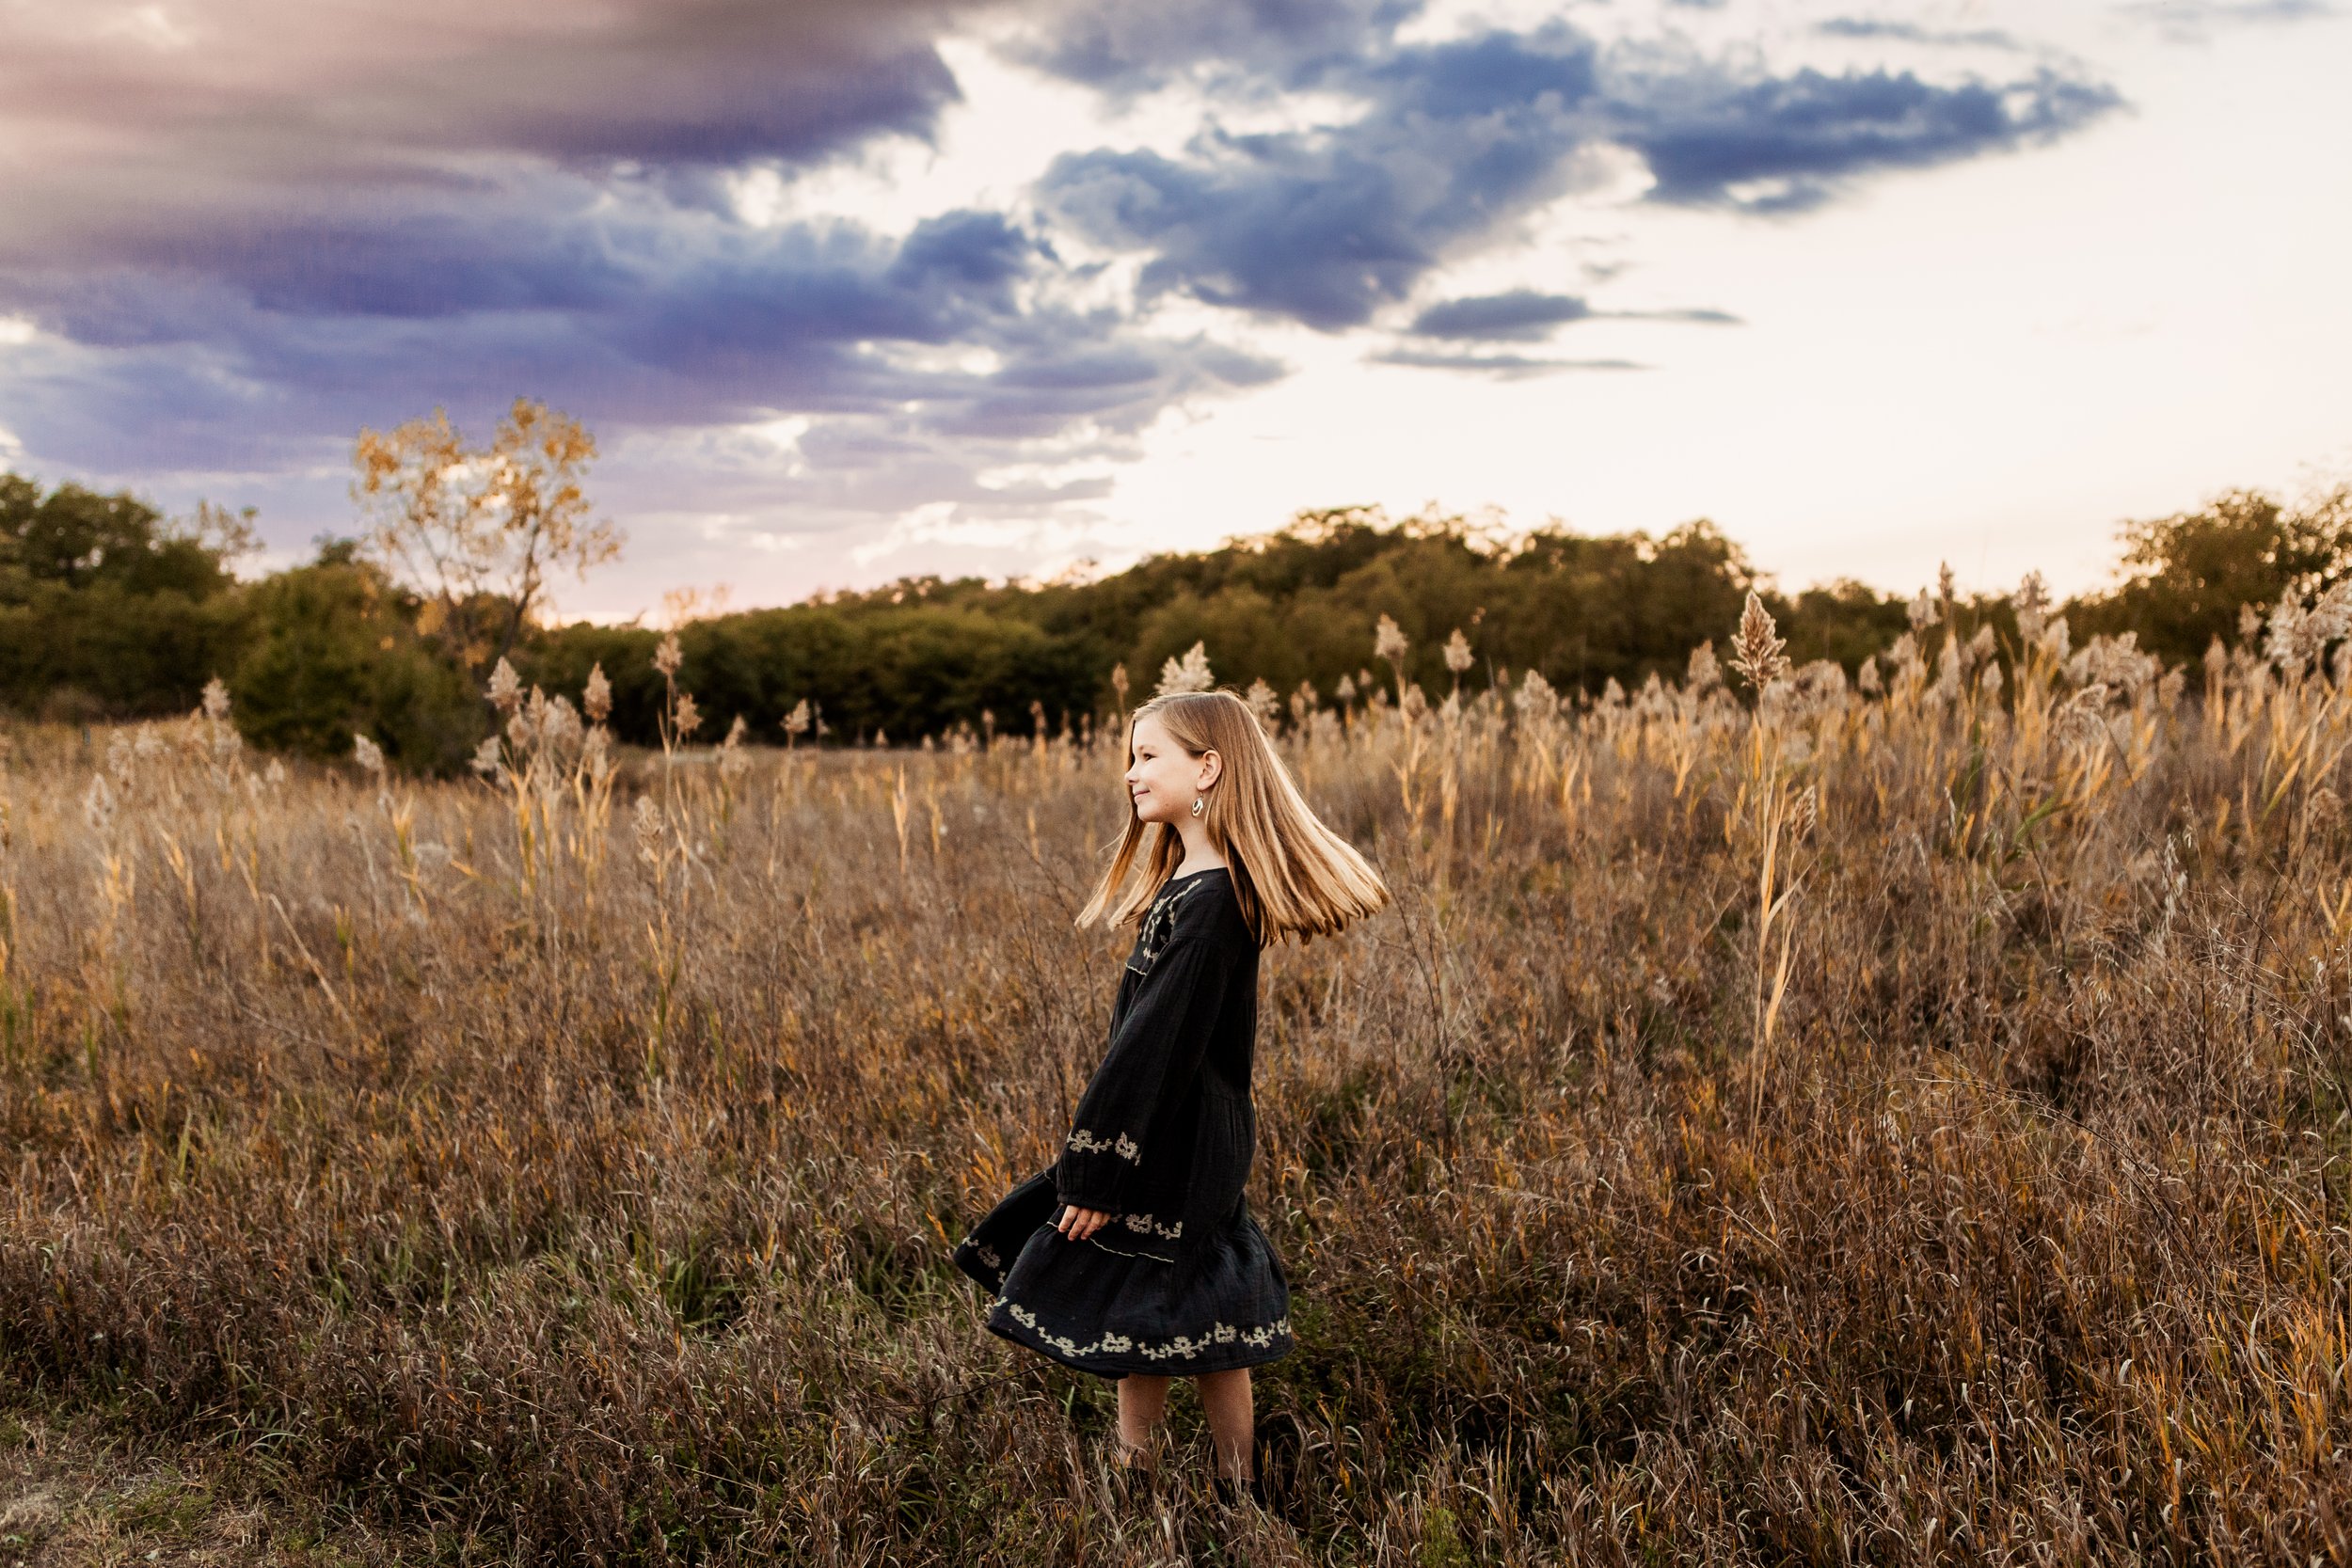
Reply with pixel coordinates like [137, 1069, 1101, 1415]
[0, 1, 993, 326]
[1042, 26, 1602, 329]
[1816, 18, 2026, 48]
[1041, 19, 2117, 326]
[0, 0, 2122, 541]
[1408, 293, 1595, 341]
[1011, 0, 1423, 94]
[1608, 65, 2121, 212]
[5, 1, 969, 180]
[0, 190, 1279, 474]
[1406, 291, 1740, 342]
[0, 1, 1280, 492]
[1369, 349, 1644, 375]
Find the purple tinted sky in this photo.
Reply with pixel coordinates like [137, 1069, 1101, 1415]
[1, 0, 2346, 617]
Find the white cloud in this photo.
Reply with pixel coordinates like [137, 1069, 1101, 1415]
[103, 5, 198, 51]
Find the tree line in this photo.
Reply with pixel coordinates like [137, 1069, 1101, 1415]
[4, 401, 2346, 772]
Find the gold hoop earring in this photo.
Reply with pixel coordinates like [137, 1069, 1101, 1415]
[1190, 795, 1204, 817]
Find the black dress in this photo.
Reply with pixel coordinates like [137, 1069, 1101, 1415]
[951, 865, 1294, 1380]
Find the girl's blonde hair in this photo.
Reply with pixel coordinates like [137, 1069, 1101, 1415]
[1075, 689, 1390, 947]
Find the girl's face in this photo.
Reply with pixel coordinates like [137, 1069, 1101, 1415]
[1125, 713, 1220, 824]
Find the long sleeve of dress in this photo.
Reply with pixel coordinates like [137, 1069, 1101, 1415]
[1054, 891, 1237, 1214]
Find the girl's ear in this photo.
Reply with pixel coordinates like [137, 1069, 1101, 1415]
[1198, 748, 1223, 790]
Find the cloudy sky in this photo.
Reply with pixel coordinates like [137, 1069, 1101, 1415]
[2, 0, 2346, 617]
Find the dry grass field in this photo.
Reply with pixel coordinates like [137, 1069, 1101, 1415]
[0, 594, 2348, 1564]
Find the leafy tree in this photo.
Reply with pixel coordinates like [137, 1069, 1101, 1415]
[1775, 578, 1913, 673]
[512, 622, 663, 738]
[0, 474, 252, 719]
[230, 547, 482, 771]
[353, 398, 625, 673]
[516, 510, 1809, 748]
[29, 450, 2345, 756]
[2071, 486, 2352, 664]
[523, 603, 1094, 748]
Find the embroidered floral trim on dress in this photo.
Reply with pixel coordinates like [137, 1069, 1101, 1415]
[993, 1293, 1292, 1366]
[1136, 1315, 1293, 1363]
[997, 1298, 1135, 1361]
[968, 1242, 1003, 1271]
[1069, 1207, 1184, 1261]
[1126, 874, 1210, 977]
[1065, 1127, 1140, 1163]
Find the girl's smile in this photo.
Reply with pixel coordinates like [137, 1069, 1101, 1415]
[1124, 713, 1220, 825]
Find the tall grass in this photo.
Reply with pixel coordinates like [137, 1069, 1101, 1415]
[0, 591, 2347, 1564]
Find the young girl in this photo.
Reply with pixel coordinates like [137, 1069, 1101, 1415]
[952, 688, 1390, 1493]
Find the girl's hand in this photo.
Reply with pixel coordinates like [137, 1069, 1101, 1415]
[1056, 1203, 1111, 1242]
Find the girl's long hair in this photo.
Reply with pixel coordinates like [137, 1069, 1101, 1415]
[1075, 689, 1390, 947]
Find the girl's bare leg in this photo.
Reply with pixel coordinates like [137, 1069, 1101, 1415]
[1116, 1373, 1171, 1465]
[1196, 1368, 1254, 1481]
